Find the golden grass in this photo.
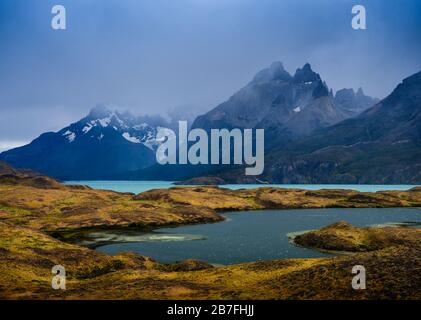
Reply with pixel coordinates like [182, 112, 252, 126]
[0, 182, 420, 299]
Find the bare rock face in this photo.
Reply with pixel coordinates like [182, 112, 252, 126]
[334, 87, 379, 117]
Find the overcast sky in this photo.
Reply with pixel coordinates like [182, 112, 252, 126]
[1, 0, 421, 151]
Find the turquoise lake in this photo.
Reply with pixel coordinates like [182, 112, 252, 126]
[65, 180, 420, 194]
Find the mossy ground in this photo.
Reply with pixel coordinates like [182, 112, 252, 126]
[0, 181, 420, 299]
[294, 221, 421, 252]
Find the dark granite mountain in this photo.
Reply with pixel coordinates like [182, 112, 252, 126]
[0, 105, 168, 180]
[192, 62, 375, 148]
[181, 70, 421, 184]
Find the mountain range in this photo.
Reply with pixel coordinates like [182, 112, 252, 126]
[184, 70, 421, 184]
[2, 62, 419, 184]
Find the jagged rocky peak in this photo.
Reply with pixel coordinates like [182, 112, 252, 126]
[335, 87, 367, 100]
[80, 104, 128, 131]
[356, 87, 365, 96]
[293, 63, 322, 83]
[252, 61, 292, 83]
[335, 88, 356, 102]
[86, 104, 171, 129]
[192, 60, 349, 137]
[334, 87, 379, 115]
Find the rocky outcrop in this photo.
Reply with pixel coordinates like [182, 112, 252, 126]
[294, 221, 421, 252]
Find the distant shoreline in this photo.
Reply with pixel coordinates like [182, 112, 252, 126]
[64, 180, 421, 194]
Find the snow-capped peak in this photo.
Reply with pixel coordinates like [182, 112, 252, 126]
[59, 105, 172, 150]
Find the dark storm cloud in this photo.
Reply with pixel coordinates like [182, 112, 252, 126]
[0, 0, 420, 150]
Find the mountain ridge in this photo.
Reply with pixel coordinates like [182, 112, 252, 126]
[182, 70, 421, 184]
[0, 62, 383, 181]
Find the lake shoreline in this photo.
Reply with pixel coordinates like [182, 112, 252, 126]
[1, 182, 421, 299]
[47, 185, 421, 243]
